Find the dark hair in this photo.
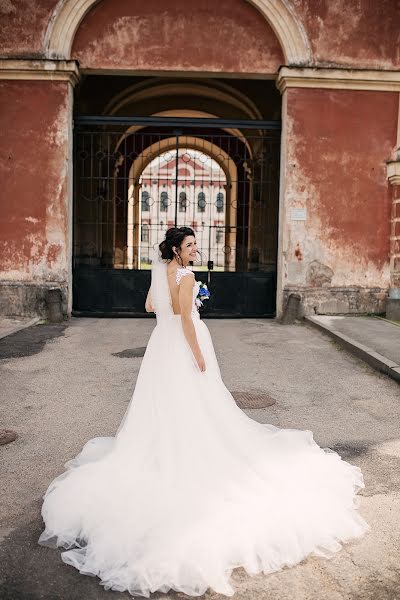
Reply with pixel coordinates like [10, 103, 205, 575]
[159, 227, 196, 263]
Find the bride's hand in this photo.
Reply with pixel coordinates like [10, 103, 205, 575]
[195, 352, 206, 372]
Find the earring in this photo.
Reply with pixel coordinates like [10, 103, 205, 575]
[174, 250, 180, 266]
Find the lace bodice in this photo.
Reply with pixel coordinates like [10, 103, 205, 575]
[176, 267, 200, 319]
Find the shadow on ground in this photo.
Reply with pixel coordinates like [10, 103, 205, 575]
[0, 325, 66, 360]
[0, 506, 192, 600]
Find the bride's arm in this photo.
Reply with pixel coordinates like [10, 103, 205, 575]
[145, 287, 154, 312]
[179, 275, 206, 372]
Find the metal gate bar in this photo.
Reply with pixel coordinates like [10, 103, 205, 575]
[72, 116, 280, 317]
[74, 115, 281, 130]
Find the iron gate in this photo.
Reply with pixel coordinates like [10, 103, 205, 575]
[72, 116, 281, 317]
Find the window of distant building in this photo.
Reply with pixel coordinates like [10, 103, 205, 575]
[141, 223, 149, 243]
[197, 191, 206, 212]
[216, 192, 224, 213]
[141, 190, 150, 212]
[179, 191, 187, 212]
[160, 191, 168, 212]
[216, 227, 224, 244]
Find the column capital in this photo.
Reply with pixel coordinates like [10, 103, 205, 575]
[0, 59, 80, 87]
[387, 159, 400, 186]
[277, 66, 400, 94]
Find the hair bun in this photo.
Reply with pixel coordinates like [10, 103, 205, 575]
[158, 226, 196, 261]
[165, 227, 179, 239]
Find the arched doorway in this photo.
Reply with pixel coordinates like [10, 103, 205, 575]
[73, 109, 280, 316]
[66, 0, 290, 316]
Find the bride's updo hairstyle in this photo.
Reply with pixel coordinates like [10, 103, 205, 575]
[159, 226, 196, 263]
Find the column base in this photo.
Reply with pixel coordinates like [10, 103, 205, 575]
[0, 282, 68, 319]
[386, 298, 400, 321]
[283, 286, 387, 317]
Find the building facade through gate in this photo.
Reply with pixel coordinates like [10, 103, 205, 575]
[0, 0, 400, 319]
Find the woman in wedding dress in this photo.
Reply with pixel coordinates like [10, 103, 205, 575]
[39, 226, 369, 597]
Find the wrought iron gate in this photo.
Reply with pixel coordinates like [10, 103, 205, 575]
[73, 116, 281, 317]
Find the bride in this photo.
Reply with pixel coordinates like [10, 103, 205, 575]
[38, 226, 369, 597]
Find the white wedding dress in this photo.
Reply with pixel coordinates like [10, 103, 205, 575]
[39, 251, 369, 597]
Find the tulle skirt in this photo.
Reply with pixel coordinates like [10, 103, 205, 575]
[38, 315, 369, 597]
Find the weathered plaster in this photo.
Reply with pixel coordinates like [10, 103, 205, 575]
[0, 0, 58, 57]
[1, 0, 399, 71]
[71, 0, 284, 74]
[278, 87, 398, 313]
[46, 0, 309, 65]
[291, 0, 400, 70]
[0, 81, 71, 287]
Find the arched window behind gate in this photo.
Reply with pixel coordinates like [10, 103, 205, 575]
[160, 191, 168, 212]
[179, 191, 187, 212]
[216, 191, 224, 213]
[141, 223, 149, 242]
[197, 191, 206, 212]
[141, 190, 150, 211]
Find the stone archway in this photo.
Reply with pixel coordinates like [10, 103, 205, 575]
[45, 0, 311, 65]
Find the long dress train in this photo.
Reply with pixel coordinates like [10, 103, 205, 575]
[38, 250, 369, 597]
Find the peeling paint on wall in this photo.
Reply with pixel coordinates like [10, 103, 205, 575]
[291, 0, 400, 69]
[0, 80, 71, 284]
[72, 0, 284, 73]
[0, 0, 57, 56]
[0, 0, 399, 70]
[0, 0, 16, 15]
[282, 87, 398, 290]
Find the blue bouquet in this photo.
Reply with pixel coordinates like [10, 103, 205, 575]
[195, 282, 211, 308]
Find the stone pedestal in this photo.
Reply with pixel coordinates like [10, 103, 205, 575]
[386, 298, 400, 320]
[386, 156, 400, 319]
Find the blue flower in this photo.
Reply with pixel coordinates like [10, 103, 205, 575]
[196, 282, 211, 308]
[200, 288, 210, 299]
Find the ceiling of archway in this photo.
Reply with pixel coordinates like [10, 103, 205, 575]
[75, 76, 281, 121]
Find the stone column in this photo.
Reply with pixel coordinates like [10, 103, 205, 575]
[0, 59, 80, 318]
[386, 154, 400, 319]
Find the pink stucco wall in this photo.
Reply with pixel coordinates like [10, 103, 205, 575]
[282, 87, 398, 291]
[0, 80, 71, 283]
[71, 0, 284, 73]
[0, 0, 399, 69]
[292, 0, 400, 69]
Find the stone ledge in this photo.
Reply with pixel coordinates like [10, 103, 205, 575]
[277, 66, 400, 92]
[283, 286, 387, 317]
[386, 298, 400, 321]
[305, 315, 400, 384]
[0, 59, 80, 85]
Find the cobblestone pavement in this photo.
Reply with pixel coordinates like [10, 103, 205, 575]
[1, 318, 399, 600]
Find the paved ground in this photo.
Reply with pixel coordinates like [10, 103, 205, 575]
[306, 316, 400, 384]
[308, 315, 400, 366]
[1, 318, 400, 600]
[0, 316, 41, 340]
